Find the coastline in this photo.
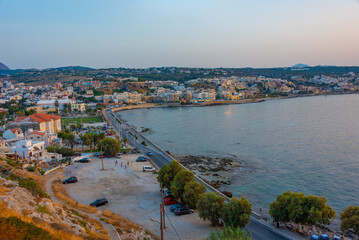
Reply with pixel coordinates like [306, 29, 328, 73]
[112, 92, 359, 113]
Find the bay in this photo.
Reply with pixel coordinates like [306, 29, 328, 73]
[120, 94, 359, 220]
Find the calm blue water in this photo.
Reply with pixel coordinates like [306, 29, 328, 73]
[120, 94, 359, 218]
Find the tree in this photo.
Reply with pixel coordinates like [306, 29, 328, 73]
[207, 227, 251, 240]
[170, 170, 195, 201]
[269, 191, 294, 227]
[340, 205, 359, 235]
[83, 132, 94, 151]
[182, 180, 206, 209]
[57, 130, 75, 149]
[303, 194, 336, 226]
[221, 197, 252, 228]
[270, 191, 336, 229]
[123, 138, 128, 147]
[157, 160, 182, 189]
[197, 192, 226, 226]
[54, 99, 59, 112]
[97, 138, 121, 156]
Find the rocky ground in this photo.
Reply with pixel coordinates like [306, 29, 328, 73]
[176, 155, 243, 189]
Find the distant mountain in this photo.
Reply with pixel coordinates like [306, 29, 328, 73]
[48, 66, 94, 71]
[292, 63, 310, 68]
[0, 62, 10, 70]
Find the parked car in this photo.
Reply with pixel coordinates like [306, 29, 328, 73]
[170, 203, 183, 212]
[163, 198, 177, 205]
[164, 191, 173, 198]
[136, 156, 148, 162]
[116, 153, 121, 158]
[62, 176, 78, 184]
[174, 207, 194, 216]
[164, 193, 174, 199]
[90, 198, 108, 207]
[147, 151, 153, 156]
[77, 158, 90, 163]
[143, 166, 155, 172]
[131, 148, 141, 154]
[94, 152, 101, 157]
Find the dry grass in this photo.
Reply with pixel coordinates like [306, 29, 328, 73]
[0, 202, 84, 240]
[51, 181, 98, 214]
[0, 184, 11, 195]
[99, 209, 159, 240]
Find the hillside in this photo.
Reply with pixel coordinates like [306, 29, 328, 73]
[0, 62, 10, 70]
[0, 158, 157, 240]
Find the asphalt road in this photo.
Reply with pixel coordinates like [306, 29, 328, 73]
[106, 109, 297, 240]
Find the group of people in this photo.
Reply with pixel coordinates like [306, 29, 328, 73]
[115, 160, 130, 169]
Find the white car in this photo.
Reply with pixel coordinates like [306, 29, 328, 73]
[143, 166, 155, 172]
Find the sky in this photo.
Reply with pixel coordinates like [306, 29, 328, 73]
[0, 0, 359, 69]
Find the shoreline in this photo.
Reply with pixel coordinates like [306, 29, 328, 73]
[112, 92, 359, 113]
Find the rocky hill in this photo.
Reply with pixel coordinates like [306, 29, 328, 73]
[0, 62, 10, 70]
[0, 159, 157, 240]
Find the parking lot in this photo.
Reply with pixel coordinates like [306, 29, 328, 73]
[63, 153, 214, 240]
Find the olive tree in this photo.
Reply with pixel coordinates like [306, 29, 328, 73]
[157, 160, 182, 189]
[340, 205, 359, 235]
[221, 197, 252, 228]
[170, 170, 194, 200]
[182, 180, 206, 209]
[197, 192, 226, 226]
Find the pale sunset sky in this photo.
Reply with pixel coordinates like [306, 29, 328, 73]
[0, 0, 358, 69]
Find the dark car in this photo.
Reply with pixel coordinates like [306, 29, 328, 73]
[90, 198, 108, 207]
[170, 203, 183, 212]
[174, 207, 194, 216]
[62, 176, 78, 184]
[147, 151, 153, 156]
[78, 158, 90, 163]
[136, 156, 148, 162]
[131, 148, 141, 154]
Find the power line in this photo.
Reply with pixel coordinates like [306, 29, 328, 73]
[165, 211, 182, 240]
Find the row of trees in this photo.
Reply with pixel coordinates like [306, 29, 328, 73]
[157, 161, 252, 229]
[270, 192, 359, 236]
[269, 191, 336, 229]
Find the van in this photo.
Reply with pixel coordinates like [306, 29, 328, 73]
[143, 166, 155, 172]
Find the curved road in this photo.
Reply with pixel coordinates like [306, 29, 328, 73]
[106, 109, 302, 240]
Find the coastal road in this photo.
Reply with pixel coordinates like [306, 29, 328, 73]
[106, 109, 300, 240]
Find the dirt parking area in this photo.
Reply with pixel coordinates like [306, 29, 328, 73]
[62, 154, 214, 240]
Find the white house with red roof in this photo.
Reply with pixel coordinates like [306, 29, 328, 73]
[25, 129, 56, 147]
[3, 128, 24, 140]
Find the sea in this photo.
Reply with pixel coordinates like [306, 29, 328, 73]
[119, 94, 359, 223]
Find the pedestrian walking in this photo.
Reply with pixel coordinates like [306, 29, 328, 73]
[115, 160, 118, 166]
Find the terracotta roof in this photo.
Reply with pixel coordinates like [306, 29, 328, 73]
[14, 113, 60, 123]
[10, 128, 22, 134]
[30, 131, 45, 136]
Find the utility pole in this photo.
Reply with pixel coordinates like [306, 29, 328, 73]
[100, 144, 104, 170]
[161, 184, 166, 229]
[160, 203, 164, 240]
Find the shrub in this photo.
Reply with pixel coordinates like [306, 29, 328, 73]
[26, 166, 36, 172]
[7, 174, 50, 199]
[0, 217, 56, 240]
